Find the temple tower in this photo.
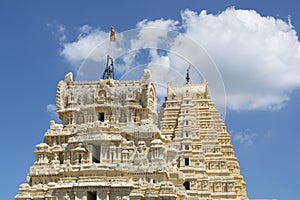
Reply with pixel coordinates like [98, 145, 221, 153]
[160, 77, 247, 199]
[15, 67, 248, 199]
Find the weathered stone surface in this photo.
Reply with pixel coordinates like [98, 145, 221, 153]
[16, 69, 248, 200]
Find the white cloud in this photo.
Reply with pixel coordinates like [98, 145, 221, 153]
[60, 26, 109, 67]
[231, 129, 256, 146]
[57, 24, 66, 42]
[47, 23, 67, 43]
[46, 104, 58, 120]
[58, 8, 300, 111]
[132, 19, 178, 49]
[79, 24, 93, 36]
[181, 8, 300, 110]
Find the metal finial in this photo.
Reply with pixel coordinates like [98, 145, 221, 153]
[102, 55, 114, 79]
[186, 65, 191, 84]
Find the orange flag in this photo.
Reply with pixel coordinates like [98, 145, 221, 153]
[110, 26, 117, 42]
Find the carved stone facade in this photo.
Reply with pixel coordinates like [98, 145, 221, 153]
[15, 69, 248, 200]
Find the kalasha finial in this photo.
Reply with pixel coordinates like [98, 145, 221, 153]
[102, 55, 114, 79]
[102, 26, 117, 80]
[186, 65, 191, 84]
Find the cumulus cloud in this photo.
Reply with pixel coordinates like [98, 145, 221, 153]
[132, 19, 179, 49]
[181, 8, 300, 110]
[231, 129, 256, 146]
[60, 27, 109, 67]
[47, 23, 67, 43]
[46, 104, 59, 120]
[58, 7, 300, 111]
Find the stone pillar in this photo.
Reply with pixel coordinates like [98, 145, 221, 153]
[106, 191, 110, 200]
[96, 189, 107, 200]
[82, 193, 87, 200]
[96, 191, 101, 200]
[74, 192, 80, 200]
[77, 191, 87, 200]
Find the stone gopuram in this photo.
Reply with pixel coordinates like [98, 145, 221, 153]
[15, 69, 248, 200]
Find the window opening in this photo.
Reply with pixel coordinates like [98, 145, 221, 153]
[87, 191, 97, 200]
[185, 158, 190, 166]
[183, 181, 190, 190]
[92, 145, 100, 163]
[99, 112, 105, 122]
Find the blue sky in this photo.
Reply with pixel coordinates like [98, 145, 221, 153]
[1, 1, 300, 199]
